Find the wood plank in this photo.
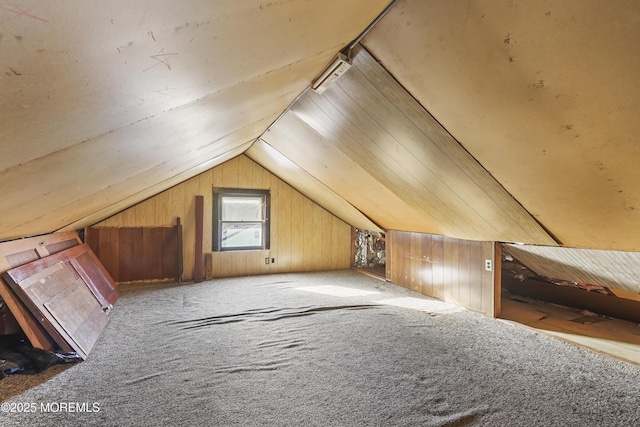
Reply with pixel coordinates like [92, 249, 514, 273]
[401, 232, 411, 289]
[176, 217, 184, 283]
[176, 218, 183, 283]
[205, 253, 213, 280]
[336, 218, 351, 269]
[0, 231, 83, 345]
[199, 169, 214, 256]
[45, 239, 80, 256]
[310, 204, 324, 271]
[303, 85, 486, 240]
[69, 251, 119, 308]
[43, 276, 108, 355]
[102, 227, 120, 282]
[277, 180, 293, 272]
[246, 141, 382, 232]
[118, 228, 135, 282]
[182, 178, 200, 281]
[262, 112, 432, 233]
[194, 195, 204, 283]
[89, 226, 178, 283]
[291, 191, 305, 271]
[5, 244, 119, 307]
[162, 226, 179, 280]
[5, 249, 40, 269]
[469, 240, 483, 313]
[421, 234, 433, 296]
[0, 231, 82, 273]
[238, 155, 253, 188]
[442, 237, 452, 302]
[134, 197, 156, 227]
[481, 241, 495, 317]
[302, 198, 314, 271]
[221, 157, 240, 188]
[385, 231, 393, 281]
[350, 47, 556, 244]
[503, 276, 640, 324]
[147, 227, 164, 280]
[410, 232, 421, 293]
[320, 207, 332, 271]
[3, 261, 106, 359]
[155, 190, 173, 226]
[431, 234, 444, 299]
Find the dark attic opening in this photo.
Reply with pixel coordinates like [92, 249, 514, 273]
[352, 228, 386, 279]
[498, 243, 640, 356]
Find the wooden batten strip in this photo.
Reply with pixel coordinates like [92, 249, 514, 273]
[194, 196, 204, 283]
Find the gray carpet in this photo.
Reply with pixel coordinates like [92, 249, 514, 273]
[2, 270, 639, 426]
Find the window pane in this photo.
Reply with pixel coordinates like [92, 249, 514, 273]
[221, 223, 263, 248]
[221, 196, 263, 221]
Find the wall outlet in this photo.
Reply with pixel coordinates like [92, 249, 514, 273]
[265, 257, 270, 265]
[485, 259, 493, 271]
[271, 258, 275, 264]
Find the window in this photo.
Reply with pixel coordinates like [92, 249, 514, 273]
[213, 188, 270, 251]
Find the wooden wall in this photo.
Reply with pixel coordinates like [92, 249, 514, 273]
[387, 230, 497, 317]
[86, 226, 180, 283]
[93, 155, 352, 280]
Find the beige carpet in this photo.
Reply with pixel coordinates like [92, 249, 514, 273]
[1, 270, 639, 426]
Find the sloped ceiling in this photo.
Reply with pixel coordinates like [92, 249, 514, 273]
[2, 0, 640, 253]
[250, 47, 556, 245]
[361, 0, 640, 250]
[0, 0, 389, 241]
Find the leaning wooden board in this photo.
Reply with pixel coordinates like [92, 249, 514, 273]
[0, 231, 82, 349]
[2, 243, 119, 359]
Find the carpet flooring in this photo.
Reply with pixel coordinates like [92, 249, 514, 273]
[1, 269, 639, 426]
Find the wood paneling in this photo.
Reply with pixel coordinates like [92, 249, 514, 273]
[0, 231, 83, 347]
[246, 140, 382, 233]
[363, 0, 640, 251]
[87, 226, 179, 283]
[388, 230, 495, 316]
[3, 244, 119, 359]
[194, 196, 204, 283]
[263, 46, 556, 245]
[94, 155, 352, 280]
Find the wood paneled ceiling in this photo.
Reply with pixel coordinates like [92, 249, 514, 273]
[361, 0, 640, 250]
[2, 0, 640, 253]
[253, 48, 556, 245]
[0, 0, 389, 241]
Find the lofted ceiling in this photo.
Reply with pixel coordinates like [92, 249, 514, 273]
[2, 0, 640, 253]
[0, 0, 389, 240]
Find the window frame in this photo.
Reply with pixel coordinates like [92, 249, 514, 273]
[212, 188, 270, 252]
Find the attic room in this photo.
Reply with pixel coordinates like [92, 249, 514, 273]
[1, 1, 640, 425]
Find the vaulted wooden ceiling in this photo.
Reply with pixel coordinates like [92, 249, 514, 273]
[2, 0, 640, 252]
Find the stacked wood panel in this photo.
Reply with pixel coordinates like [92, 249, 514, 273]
[86, 226, 180, 283]
[387, 230, 496, 316]
[93, 155, 352, 280]
[0, 232, 118, 357]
